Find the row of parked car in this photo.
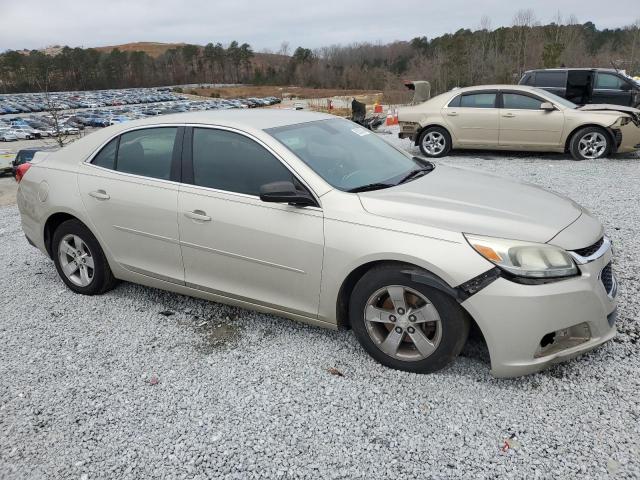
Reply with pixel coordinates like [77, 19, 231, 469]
[0, 88, 181, 115]
[0, 91, 283, 142]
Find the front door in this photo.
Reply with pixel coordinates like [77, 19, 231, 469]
[442, 91, 499, 146]
[499, 92, 564, 148]
[177, 127, 324, 318]
[78, 127, 185, 284]
[591, 72, 634, 106]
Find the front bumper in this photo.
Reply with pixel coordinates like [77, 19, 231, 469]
[462, 243, 616, 378]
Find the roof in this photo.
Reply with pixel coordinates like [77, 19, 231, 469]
[104, 109, 334, 134]
[524, 68, 618, 73]
[450, 84, 542, 93]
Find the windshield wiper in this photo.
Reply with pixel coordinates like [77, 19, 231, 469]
[347, 182, 394, 193]
[397, 164, 435, 185]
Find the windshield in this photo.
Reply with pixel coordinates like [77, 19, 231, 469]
[534, 88, 577, 109]
[266, 118, 426, 191]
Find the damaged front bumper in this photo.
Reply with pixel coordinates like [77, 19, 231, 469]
[461, 239, 617, 378]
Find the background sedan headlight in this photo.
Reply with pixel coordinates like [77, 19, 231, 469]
[464, 234, 578, 278]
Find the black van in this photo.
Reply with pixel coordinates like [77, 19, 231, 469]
[519, 68, 640, 108]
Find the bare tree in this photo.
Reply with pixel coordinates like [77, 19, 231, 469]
[36, 70, 73, 148]
[279, 41, 290, 57]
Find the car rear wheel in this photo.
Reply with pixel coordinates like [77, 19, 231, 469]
[418, 126, 451, 158]
[349, 265, 469, 373]
[569, 127, 611, 160]
[52, 219, 117, 295]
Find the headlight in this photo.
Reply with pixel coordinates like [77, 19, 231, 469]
[464, 234, 578, 278]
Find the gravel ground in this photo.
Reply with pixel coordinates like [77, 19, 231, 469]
[1, 131, 640, 479]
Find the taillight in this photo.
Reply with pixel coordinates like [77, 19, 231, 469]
[15, 163, 31, 183]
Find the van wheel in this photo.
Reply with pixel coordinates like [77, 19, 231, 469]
[349, 265, 469, 374]
[569, 127, 611, 160]
[52, 219, 118, 295]
[418, 127, 451, 158]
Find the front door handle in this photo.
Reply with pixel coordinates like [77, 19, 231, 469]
[502, 113, 516, 118]
[89, 189, 110, 200]
[185, 210, 212, 222]
[447, 111, 458, 116]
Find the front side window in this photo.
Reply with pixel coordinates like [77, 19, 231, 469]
[192, 128, 294, 196]
[91, 127, 177, 180]
[595, 73, 622, 89]
[267, 118, 425, 192]
[502, 93, 543, 110]
[459, 93, 497, 108]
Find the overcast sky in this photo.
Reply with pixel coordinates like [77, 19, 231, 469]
[2, 0, 638, 52]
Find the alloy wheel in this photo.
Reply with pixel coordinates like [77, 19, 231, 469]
[364, 285, 442, 361]
[58, 234, 95, 287]
[578, 132, 607, 159]
[421, 132, 446, 156]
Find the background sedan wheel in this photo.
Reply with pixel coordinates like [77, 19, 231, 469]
[570, 126, 611, 160]
[418, 126, 451, 158]
[349, 264, 469, 374]
[52, 219, 118, 295]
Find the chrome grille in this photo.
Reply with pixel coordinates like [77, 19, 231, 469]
[572, 237, 604, 258]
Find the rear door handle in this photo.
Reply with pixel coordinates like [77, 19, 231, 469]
[185, 210, 212, 222]
[447, 111, 458, 116]
[89, 189, 110, 200]
[502, 113, 516, 118]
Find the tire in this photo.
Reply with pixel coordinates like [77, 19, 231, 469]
[349, 265, 469, 374]
[569, 126, 612, 160]
[418, 126, 452, 158]
[52, 219, 118, 295]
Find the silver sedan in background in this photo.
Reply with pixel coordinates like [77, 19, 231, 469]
[16, 110, 617, 377]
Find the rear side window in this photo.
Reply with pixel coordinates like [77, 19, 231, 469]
[447, 95, 461, 107]
[92, 138, 118, 169]
[192, 128, 294, 196]
[91, 128, 178, 180]
[534, 71, 566, 88]
[595, 73, 623, 89]
[460, 93, 497, 108]
[502, 93, 544, 110]
[117, 128, 177, 180]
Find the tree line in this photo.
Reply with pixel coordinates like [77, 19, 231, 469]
[1, 11, 638, 95]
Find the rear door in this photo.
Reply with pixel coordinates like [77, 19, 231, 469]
[442, 91, 499, 146]
[592, 72, 634, 106]
[498, 91, 564, 148]
[78, 126, 185, 284]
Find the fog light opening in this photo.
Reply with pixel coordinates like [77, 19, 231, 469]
[540, 332, 556, 348]
[535, 322, 592, 358]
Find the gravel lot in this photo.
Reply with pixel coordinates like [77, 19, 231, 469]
[1, 131, 640, 479]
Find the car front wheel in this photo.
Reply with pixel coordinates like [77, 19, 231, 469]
[569, 127, 611, 160]
[349, 265, 469, 374]
[52, 219, 118, 295]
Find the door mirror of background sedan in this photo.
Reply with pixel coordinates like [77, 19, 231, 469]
[259, 181, 316, 207]
[540, 102, 556, 111]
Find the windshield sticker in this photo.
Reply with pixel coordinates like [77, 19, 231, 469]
[351, 127, 371, 136]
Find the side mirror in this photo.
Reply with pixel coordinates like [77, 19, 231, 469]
[620, 82, 632, 92]
[259, 181, 316, 207]
[540, 102, 556, 111]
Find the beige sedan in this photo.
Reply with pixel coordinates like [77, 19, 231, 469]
[16, 110, 617, 377]
[398, 85, 640, 160]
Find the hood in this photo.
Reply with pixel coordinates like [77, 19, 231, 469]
[358, 165, 583, 244]
[578, 104, 640, 126]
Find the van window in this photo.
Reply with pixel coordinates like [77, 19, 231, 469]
[595, 73, 623, 89]
[535, 71, 566, 88]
